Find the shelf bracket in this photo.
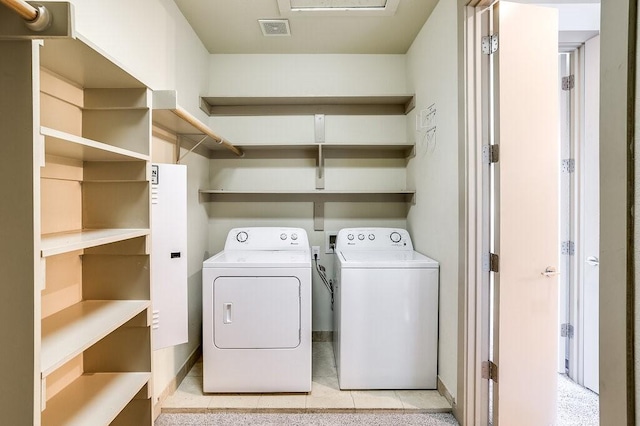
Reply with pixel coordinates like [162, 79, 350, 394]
[177, 135, 207, 164]
[316, 144, 325, 190]
[314, 202, 324, 231]
[315, 114, 325, 190]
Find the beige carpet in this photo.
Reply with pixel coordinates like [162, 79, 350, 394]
[155, 412, 459, 425]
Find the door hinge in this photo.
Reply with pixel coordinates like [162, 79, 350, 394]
[561, 323, 574, 338]
[482, 145, 499, 164]
[561, 240, 575, 256]
[562, 75, 575, 91]
[482, 34, 499, 55]
[482, 360, 498, 382]
[561, 158, 575, 173]
[483, 252, 500, 273]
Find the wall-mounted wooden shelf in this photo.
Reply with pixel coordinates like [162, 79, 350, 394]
[41, 229, 150, 258]
[199, 189, 415, 203]
[152, 90, 242, 160]
[41, 372, 150, 425]
[200, 189, 415, 231]
[200, 95, 415, 116]
[39, 35, 145, 89]
[42, 127, 149, 162]
[206, 143, 415, 159]
[41, 300, 150, 377]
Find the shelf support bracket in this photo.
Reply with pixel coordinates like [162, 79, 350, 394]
[314, 202, 324, 231]
[316, 144, 325, 190]
[315, 114, 325, 190]
[177, 135, 207, 164]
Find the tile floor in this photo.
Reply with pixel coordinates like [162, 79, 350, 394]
[162, 342, 452, 413]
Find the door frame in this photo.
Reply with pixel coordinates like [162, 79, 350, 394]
[460, 1, 635, 426]
[460, 3, 490, 425]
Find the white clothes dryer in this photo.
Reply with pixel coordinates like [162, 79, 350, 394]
[203, 227, 311, 393]
[333, 227, 439, 389]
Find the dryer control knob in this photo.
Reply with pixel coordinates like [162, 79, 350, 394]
[280, 233, 288, 240]
[291, 233, 298, 240]
[390, 231, 402, 243]
[358, 234, 365, 240]
[368, 234, 375, 241]
[236, 231, 248, 242]
[347, 233, 355, 241]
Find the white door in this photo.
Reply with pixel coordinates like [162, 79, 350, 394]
[213, 276, 301, 349]
[151, 163, 188, 350]
[490, 2, 559, 425]
[580, 35, 599, 394]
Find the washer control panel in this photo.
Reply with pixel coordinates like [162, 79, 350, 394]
[336, 228, 413, 251]
[225, 227, 309, 251]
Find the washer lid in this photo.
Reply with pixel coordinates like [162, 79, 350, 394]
[204, 250, 311, 268]
[338, 250, 438, 268]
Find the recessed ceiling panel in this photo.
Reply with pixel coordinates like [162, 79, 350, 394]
[290, 0, 387, 9]
[278, 0, 399, 16]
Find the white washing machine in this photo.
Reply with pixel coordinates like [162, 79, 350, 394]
[203, 227, 311, 393]
[333, 227, 439, 390]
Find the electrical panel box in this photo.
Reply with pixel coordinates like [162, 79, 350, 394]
[151, 163, 188, 350]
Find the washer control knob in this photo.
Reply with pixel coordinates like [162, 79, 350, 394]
[236, 231, 248, 243]
[347, 233, 355, 241]
[368, 234, 375, 241]
[358, 234, 365, 240]
[390, 231, 402, 243]
[291, 233, 298, 241]
[280, 233, 288, 240]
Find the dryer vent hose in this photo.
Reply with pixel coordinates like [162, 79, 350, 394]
[313, 254, 334, 309]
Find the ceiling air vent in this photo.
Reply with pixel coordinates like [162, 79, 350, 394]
[258, 19, 291, 36]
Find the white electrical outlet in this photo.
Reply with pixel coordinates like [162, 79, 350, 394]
[325, 232, 337, 254]
[312, 246, 320, 259]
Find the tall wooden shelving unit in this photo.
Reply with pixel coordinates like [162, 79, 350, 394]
[0, 9, 153, 425]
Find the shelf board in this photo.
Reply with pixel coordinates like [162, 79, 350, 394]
[41, 300, 150, 377]
[199, 189, 415, 203]
[207, 143, 415, 159]
[40, 34, 146, 89]
[42, 127, 150, 162]
[41, 372, 150, 425]
[41, 229, 150, 258]
[200, 95, 415, 116]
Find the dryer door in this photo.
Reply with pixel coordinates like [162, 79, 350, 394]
[213, 276, 301, 349]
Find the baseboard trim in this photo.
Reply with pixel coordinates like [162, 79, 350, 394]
[437, 376, 455, 409]
[153, 346, 203, 419]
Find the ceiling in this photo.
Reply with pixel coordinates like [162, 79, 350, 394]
[173, 0, 439, 54]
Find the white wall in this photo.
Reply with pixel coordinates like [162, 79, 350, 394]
[70, 0, 210, 121]
[600, 0, 633, 423]
[209, 54, 408, 96]
[206, 54, 410, 331]
[66, 0, 212, 408]
[405, 0, 459, 401]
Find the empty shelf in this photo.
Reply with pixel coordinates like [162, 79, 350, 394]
[200, 95, 416, 116]
[41, 300, 150, 377]
[199, 189, 415, 203]
[42, 127, 149, 162]
[42, 372, 150, 426]
[41, 229, 150, 257]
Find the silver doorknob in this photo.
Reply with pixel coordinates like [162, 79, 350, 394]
[541, 267, 560, 277]
[586, 256, 599, 266]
